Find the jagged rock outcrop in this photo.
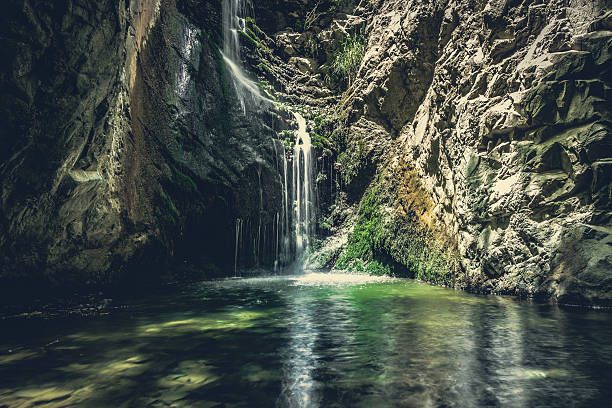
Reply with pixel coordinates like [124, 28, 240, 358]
[250, 0, 611, 304]
[391, 0, 612, 304]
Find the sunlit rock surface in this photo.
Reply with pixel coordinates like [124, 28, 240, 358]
[248, 0, 612, 304]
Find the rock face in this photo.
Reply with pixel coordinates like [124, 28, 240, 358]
[248, 0, 612, 304]
[383, 0, 612, 304]
[0, 0, 290, 293]
[0, 0, 610, 304]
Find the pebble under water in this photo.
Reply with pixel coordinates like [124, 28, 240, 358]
[1, 272, 612, 407]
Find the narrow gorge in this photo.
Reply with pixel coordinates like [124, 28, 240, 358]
[1, 0, 610, 304]
[0, 0, 611, 406]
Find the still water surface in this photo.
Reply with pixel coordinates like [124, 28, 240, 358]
[1, 272, 611, 407]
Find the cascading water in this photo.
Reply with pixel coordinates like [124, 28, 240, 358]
[224, 0, 316, 273]
[234, 218, 243, 276]
[221, 0, 264, 111]
[292, 112, 315, 258]
[234, 115, 316, 273]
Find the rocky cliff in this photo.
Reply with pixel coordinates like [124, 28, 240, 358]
[0, 0, 291, 295]
[0, 0, 610, 304]
[246, 0, 612, 305]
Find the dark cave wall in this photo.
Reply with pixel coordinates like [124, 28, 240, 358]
[0, 0, 289, 292]
[0, 0, 130, 288]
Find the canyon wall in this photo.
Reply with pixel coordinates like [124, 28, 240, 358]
[0, 0, 289, 294]
[249, 0, 612, 304]
[0, 0, 610, 304]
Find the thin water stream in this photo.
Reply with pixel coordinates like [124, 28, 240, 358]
[1, 272, 611, 407]
[292, 112, 314, 257]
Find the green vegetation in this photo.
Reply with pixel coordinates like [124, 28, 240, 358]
[333, 165, 459, 285]
[310, 114, 335, 149]
[386, 223, 454, 285]
[336, 129, 364, 186]
[239, 29, 271, 56]
[312, 134, 331, 148]
[335, 183, 392, 275]
[328, 33, 366, 87]
[245, 17, 265, 37]
[171, 166, 198, 193]
[256, 79, 277, 101]
[280, 130, 295, 149]
[274, 101, 289, 113]
[157, 189, 180, 225]
[256, 61, 273, 74]
[240, 16, 275, 84]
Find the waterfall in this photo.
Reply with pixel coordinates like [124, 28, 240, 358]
[282, 142, 291, 262]
[223, 0, 316, 272]
[233, 113, 315, 273]
[234, 218, 243, 277]
[292, 112, 315, 258]
[222, 0, 243, 62]
[221, 0, 267, 110]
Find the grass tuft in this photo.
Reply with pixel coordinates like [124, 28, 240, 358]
[328, 33, 366, 87]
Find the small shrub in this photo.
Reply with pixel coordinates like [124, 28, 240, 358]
[328, 33, 366, 87]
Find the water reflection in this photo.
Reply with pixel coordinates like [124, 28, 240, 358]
[278, 290, 318, 407]
[0, 272, 611, 407]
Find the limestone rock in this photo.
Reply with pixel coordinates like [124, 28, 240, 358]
[256, 0, 612, 304]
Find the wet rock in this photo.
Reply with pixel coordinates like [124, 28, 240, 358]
[0, 0, 293, 292]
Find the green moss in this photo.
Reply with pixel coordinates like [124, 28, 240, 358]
[158, 190, 180, 224]
[280, 130, 295, 149]
[335, 183, 392, 275]
[245, 17, 266, 38]
[239, 29, 272, 55]
[256, 79, 277, 101]
[305, 112, 347, 152]
[274, 101, 289, 113]
[172, 166, 198, 193]
[257, 61, 273, 74]
[333, 166, 458, 285]
[337, 137, 365, 186]
[311, 131, 331, 148]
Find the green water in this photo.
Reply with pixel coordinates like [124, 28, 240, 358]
[1, 272, 611, 407]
